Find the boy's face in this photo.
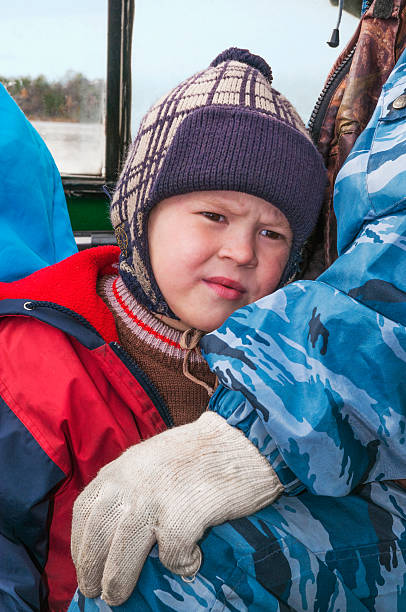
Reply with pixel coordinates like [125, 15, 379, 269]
[148, 190, 292, 332]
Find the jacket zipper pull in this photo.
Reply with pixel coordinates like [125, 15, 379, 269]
[327, 0, 344, 47]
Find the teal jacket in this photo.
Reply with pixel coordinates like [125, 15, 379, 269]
[0, 83, 76, 281]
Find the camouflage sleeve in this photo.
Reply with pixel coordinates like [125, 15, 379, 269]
[201, 53, 406, 497]
[209, 385, 304, 494]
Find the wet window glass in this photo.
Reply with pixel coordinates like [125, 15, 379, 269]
[0, 1, 107, 176]
[131, 0, 359, 132]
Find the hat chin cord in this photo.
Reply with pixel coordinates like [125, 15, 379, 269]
[180, 328, 218, 398]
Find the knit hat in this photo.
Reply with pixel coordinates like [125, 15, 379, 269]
[111, 47, 326, 318]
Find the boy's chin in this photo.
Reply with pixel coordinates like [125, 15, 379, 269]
[177, 313, 235, 334]
[164, 316, 218, 333]
[160, 305, 243, 333]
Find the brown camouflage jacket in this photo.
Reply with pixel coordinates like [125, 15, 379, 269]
[303, 0, 406, 278]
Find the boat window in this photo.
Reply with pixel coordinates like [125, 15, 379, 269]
[1, 1, 107, 177]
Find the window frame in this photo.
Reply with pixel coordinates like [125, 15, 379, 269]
[62, 0, 134, 198]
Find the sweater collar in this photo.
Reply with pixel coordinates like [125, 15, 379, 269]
[100, 274, 207, 363]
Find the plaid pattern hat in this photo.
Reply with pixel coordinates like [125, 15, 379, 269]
[111, 47, 326, 317]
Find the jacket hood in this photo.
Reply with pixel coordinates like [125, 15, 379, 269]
[0, 246, 120, 343]
[0, 83, 77, 282]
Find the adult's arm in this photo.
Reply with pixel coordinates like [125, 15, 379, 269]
[201, 52, 406, 497]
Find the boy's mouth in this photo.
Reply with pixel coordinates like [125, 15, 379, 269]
[203, 277, 247, 301]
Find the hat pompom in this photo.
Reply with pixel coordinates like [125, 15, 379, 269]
[210, 47, 273, 84]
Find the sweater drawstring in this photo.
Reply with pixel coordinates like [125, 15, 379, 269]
[180, 329, 218, 397]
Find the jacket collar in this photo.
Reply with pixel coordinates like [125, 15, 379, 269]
[0, 246, 120, 343]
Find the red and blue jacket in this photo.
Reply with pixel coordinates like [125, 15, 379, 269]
[0, 246, 171, 611]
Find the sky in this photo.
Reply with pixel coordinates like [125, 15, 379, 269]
[0, 1, 358, 131]
[131, 0, 359, 125]
[0, 2, 107, 80]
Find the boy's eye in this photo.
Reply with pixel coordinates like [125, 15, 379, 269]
[201, 212, 226, 223]
[260, 229, 283, 240]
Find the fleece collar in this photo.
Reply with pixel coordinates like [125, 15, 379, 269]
[0, 246, 120, 343]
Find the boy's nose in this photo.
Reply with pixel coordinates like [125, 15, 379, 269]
[218, 235, 257, 266]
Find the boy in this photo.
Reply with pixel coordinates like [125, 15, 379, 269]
[71, 47, 406, 611]
[0, 48, 325, 611]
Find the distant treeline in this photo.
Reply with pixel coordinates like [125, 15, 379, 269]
[0, 71, 104, 123]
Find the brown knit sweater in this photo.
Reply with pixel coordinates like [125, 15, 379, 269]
[97, 275, 217, 426]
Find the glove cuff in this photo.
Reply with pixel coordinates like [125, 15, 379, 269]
[186, 411, 284, 514]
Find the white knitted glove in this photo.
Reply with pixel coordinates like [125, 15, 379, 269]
[71, 411, 284, 606]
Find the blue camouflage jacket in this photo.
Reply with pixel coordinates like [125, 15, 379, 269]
[201, 49, 406, 498]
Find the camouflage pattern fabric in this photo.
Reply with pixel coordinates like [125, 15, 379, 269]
[202, 48, 406, 500]
[68, 49, 406, 612]
[70, 481, 406, 611]
[306, 0, 406, 276]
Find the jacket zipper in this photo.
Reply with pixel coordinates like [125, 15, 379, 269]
[25, 300, 173, 428]
[308, 46, 356, 145]
[111, 341, 174, 428]
[308, 0, 373, 145]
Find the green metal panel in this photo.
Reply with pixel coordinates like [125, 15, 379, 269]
[67, 197, 113, 232]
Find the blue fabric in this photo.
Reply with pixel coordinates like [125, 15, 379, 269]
[201, 48, 406, 499]
[361, 0, 370, 15]
[68, 48, 406, 612]
[0, 534, 47, 612]
[69, 482, 406, 611]
[0, 83, 77, 281]
[0, 396, 66, 609]
[0, 299, 105, 350]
